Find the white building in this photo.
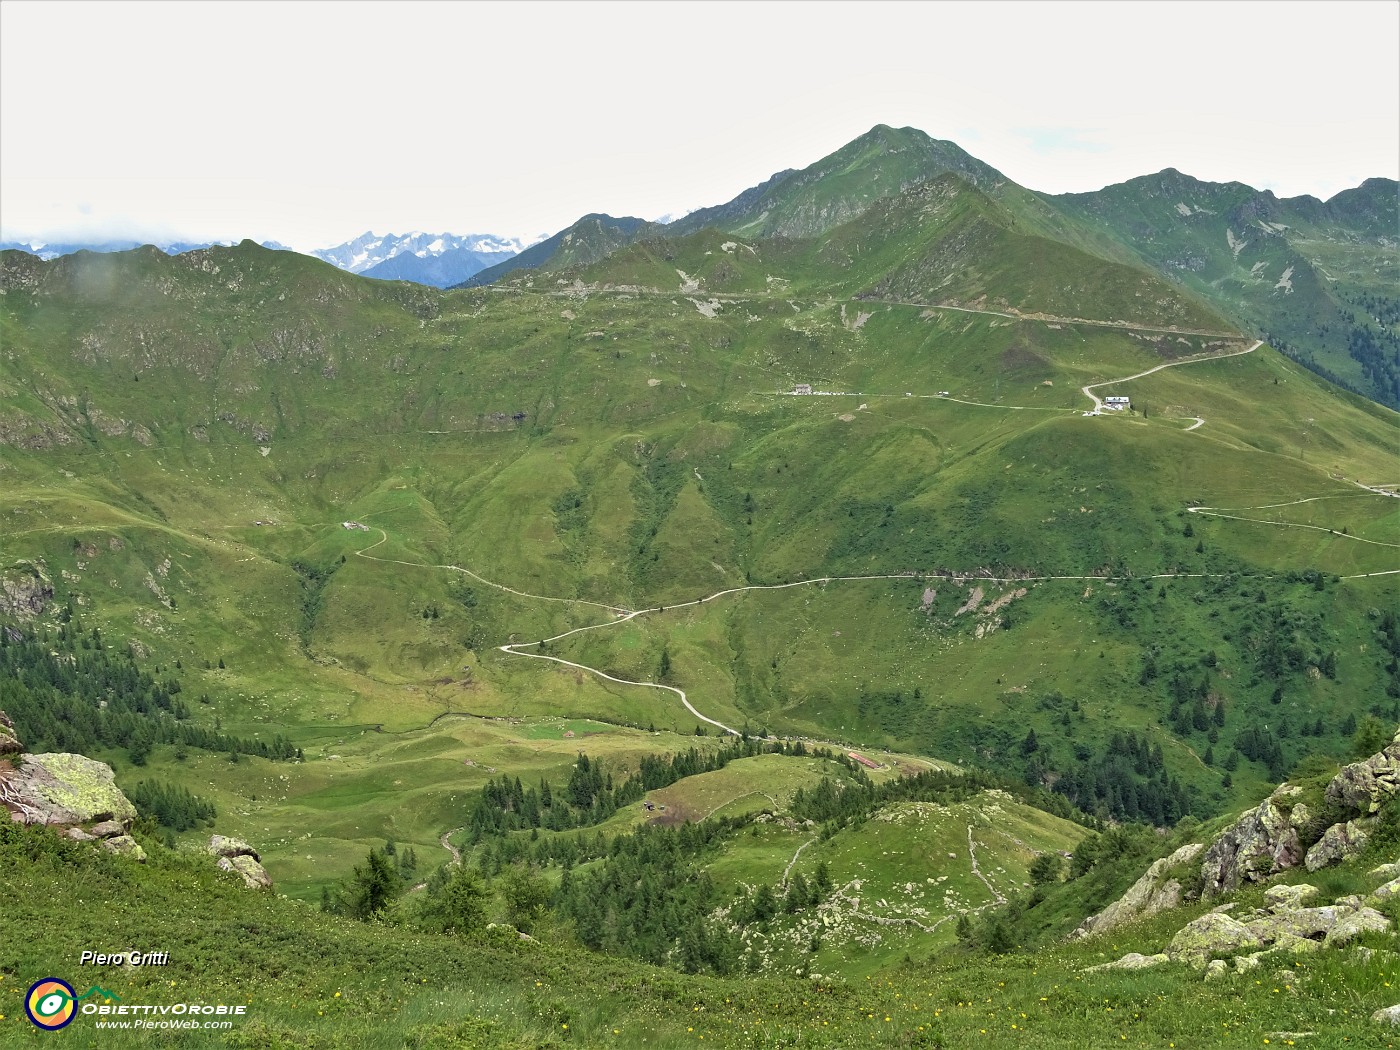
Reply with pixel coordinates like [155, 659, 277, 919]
[1103, 396, 1131, 411]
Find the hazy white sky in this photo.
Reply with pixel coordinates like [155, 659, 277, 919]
[2, 0, 1396, 251]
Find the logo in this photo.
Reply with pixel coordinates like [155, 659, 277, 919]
[24, 979, 120, 1031]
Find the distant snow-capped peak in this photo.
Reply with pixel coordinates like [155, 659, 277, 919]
[312, 231, 528, 273]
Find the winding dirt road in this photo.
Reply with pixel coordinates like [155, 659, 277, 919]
[1080, 339, 1263, 414]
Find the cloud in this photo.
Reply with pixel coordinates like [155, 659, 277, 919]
[1014, 127, 1109, 155]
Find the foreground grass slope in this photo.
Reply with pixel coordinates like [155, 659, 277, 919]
[3, 816, 1398, 1048]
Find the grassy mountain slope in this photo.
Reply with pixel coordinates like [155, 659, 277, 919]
[1054, 170, 1400, 406]
[2, 242, 1396, 901]
[560, 176, 1230, 331]
[3, 785, 1398, 1048]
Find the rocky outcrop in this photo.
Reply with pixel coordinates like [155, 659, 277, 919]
[1073, 842, 1204, 938]
[0, 710, 22, 756]
[1, 752, 137, 827]
[1305, 819, 1371, 871]
[1197, 728, 1400, 894]
[1087, 879, 1395, 976]
[0, 562, 52, 621]
[1325, 732, 1400, 815]
[1199, 784, 1307, 896]
[208, 835, 272, 890]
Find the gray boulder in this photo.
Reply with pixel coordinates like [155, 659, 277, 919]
[1167, 912, 1264, 966]
[100, 835, 147, 862]
[1325, 907, 1392, 947]
[1248, 905, 1353, 944]
[1263, 883, 1319, 911]
[1073, 843, 1204, 938]
[1368, 878, 1400, 905]
[1305, 820, 1371, 871]
[0, 562, 53, 621]
[1, 752, 137, 827]
[208, 835, 261, 861]
[208, 834, 271, 890]
[1369, 862, 1400, 881]
[1375, 1005, 1400, 1026]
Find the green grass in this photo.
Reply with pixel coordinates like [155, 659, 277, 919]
[4, 818, 1399, 1048]
[2, 235, 1396, 904]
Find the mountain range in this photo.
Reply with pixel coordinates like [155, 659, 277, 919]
[458, 125, 1398, 408]
[309, 230, 531, 287]
[1, 121, 1397, 1047]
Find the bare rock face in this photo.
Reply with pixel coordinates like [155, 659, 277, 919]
[1305, 820, 1372, 871]
[1, 752, 137, 827]
[0, 562, 52, 621]
[1073, 842, 1204, 938]
[207, 834, 272, 890]
[1325, 730, 1400, 815]
[1199, 785, 1307, 897]
[0, 710, 22, 756]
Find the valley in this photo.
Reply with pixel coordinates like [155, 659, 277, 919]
[1, 122, 1397, 1047]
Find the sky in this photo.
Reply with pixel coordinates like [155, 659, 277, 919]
[2, 0, 1397, 253]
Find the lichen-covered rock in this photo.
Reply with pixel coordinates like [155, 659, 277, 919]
[1326, 731, 1400, 815]
[88, 819, 125, 839]
[1325, 907, 1392, 947]
[1262, 934, 1322, 957]
[0, 709, 21, 756]
[1263, 884, 1319, 911]
[208, 834, 260, 862]
[1368, 878, 1400, 905]
[1248, 905, 1352, 944]
[1305, 820, 1371, 871]
[208, 834, 271, 889]
[1199, 787, 1307, 897]
[1073, 842, 1204, 938]
[217, 853, 272, 890]
[1375, 1004, 1400, 1026]
[1204, 959, 1228, 980]
[100, 834, 147, 862]
[1370, 862, 1400, 881]
[1168, 912, 1264, 965]
[1084, 952, 1170, 973]
[1, 752, 137, 826]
